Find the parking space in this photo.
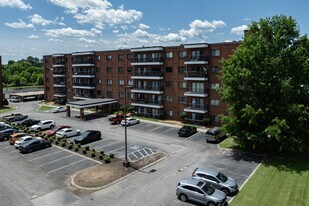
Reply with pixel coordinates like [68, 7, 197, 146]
[0, 141, 99, 182]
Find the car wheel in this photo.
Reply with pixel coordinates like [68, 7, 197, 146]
[222, 188, 229, 195]
[37, 128, 41, 131]
[179, 194, 187, 202]
[28, 149, 32, 153]
[50, 125, 55, 129]
[63, 135, 67, 139]
[3, 137, 8, 141]
[77, 132, 80, 136]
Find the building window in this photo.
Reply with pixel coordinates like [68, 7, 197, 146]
[166, 110, 173, 117]
[118, 67, 124, 73]
[210, 83, 220, 89]
[128, 93, 134, 99]
[166, 52, 173, 58]
[107, 67, 112, 73]
[96, 56, 101, 61]
[165, 81, 172, 87]
[179, 81, 186, 88]
[96, 79, 101, 84]
[165, 67, 172, 73]
[165, 96, 173, 102]
[128, 80, 134, 86]
[127, 54, 133, 60]
[107, 79, 113, 85]
[119, 80, 124, 85]
[97, 90, 101, 95]
[211, 67, 220, 73]
[127, 67, 133, 72]
[211, 50, 220, 56]
[119, 92, 124, 98]
[179, 96, 186, 103]
[96, 67, 100, 72]
[211, 99, 220, 106]
[179, 67, 186, 73]
[179, 51, 187, 58]
[106, 55, 112, 60]
[118, 54, 124, 60]
[107, 91, 113, 97]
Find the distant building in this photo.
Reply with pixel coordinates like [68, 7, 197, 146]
[0, 56, 3, 107]
[43, 42, 240, 125]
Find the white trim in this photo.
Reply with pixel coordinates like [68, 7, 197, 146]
[73, 96, 94, 100]
[72, 64, 95, 67]
[72, 74, 95, 78]
[71, 52, 94, 56]
[52, 54, 65, 57]
[184, 61, 208, 65]
[131, 76, 163, 80]
[184, 77, 208, 81]
[52, 64, 65, 67]
[184, 92, 208, 97]
[184, 108, 208, 114]
[130, 47, 163, 52]
[131, 62, 163, 66]
[53, 84, 66, 87]
[54, 94, 66, 97]
[131, 89, 163, 94]
[184, 43, 208, 48]
[72, 86, 95, 89]
[131, 103, 163, 109]
[53, 74, 65, 77]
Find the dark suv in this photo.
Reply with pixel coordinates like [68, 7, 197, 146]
[74, 130, 101, 144]
[0, 128, 18, 141]
[205, 127, 226, 143]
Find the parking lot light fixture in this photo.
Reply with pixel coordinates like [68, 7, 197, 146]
[123, 85, 133, 168]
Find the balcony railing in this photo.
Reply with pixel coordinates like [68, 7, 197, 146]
[132, 71, 163, 77]
[134, 113, 162, 119]
[73, 82, 95, 87]
[185, 103, 207, 110]
[53, 81, 65, 85]
[73, 71, 95, 75]
[133, 85, 164, 91]
[185, 55, 208, 62]
[53, 71, 66, 75]
[186, 88, 208, 94]
[133, 98, 164, 105]
[53, 59, 65, 65]
[72, 59, 94, 64]
[185, 71, 207, 78]
[73, 93, 94, 98]
[133, 57, 163, 63]
[54, 91, 66, 95]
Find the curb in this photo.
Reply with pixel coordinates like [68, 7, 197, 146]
[70, 153, 169, 191]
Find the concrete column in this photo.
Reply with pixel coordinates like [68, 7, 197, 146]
[66, 106, 71, 117]
[80, 108, 84, 120]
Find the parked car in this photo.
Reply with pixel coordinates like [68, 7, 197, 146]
[0, 128, 18, 141]
[9, 132, 27, 145]
[74, 130, 101, 145]
[18, 118, 40, 127]
[31, 120, 55, 131]
[0, 123, 13, 130]
[9, 96, 21, 103]
[51, 106, 67, 113]
[56, 128, 81, 139]
[176, 178, 227, 206]
[2, 113, 28, 122]
[47, 125, 71, 136]
[14, 136, 40, 149]
[178, 126, 197, 137]
[192, 167, 238, 195]
[19, 139, 51, 153]
[109, 114, 125, 124]
[121, 118, 140, 126]
[205, 127, 226, 143]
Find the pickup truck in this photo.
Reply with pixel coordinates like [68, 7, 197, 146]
[109, 114, 125, 124]
[2, 113, 28, 122]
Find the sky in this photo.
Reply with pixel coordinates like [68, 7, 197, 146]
[0, 0, 308, 63]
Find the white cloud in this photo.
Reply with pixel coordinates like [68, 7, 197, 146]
[139, 23, 150, 30]
[159, 27, 170, 31]
[0, 0, 32, 10]
[155, 33, 185, 43]
[231, 25, 249, 35]
[79, 38, 97, 44]
[179, 19, 226, 38]
[113, 30, 119, 34]
[44, 27, 100, 37]
[243, 18, 251, 22]
[131, 29, 154, 39]
[5, 19, 34, 29]
[28, 35, 39, 39]
[29, 14, 53, 26]
[49, 0, 143, 29]
[48, 38, 64, 42]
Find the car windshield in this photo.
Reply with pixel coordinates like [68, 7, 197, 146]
[80, 132, 90, 137]
[201, 183, 215, 195]
[216, 172, 228, 182]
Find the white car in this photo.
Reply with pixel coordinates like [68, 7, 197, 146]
[14, 136, 41, 148]
[56, 128, 81, 139]
[31, 120, 55, 131]
[51, 106, 67, 113]
[121, 118, 140, 126]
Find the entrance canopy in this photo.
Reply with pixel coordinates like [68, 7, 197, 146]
[66, 98, 118, 108]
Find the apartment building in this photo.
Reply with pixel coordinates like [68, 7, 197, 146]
[43, 42, 239, 124]
[0, 56, 3, 107]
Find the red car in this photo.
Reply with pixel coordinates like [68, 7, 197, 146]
[47, 125, 71, 136]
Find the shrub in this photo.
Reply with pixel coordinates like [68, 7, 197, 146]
[100, 150, 104, 155]
[110, 153, 115, 158]
[99, 154, 104, 160]
[91, 148, 95, 152]
[68, 145, 73, 150]
[77, 143, 81, 148]
[203, 117, 211, 126]
[74, 147, 79, 152]
[91, 151, 96, 157]
[85, 145, 90, 150]
[104, 155, 111, 163]
[82, 149, 87, 154]
[70, 141, 74, 145]
[159, 113, 165, 120]
[49, 138, 54, 143]
[62, 139, 67, 143]
[61, 142, 66, 147]
[55, 140, 59, 145]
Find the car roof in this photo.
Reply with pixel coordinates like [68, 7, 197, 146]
[40, 120, 53, 123]
[179, 178, 205, 187]
[20, 135, 33, 140]
[195, 167, 219, 176]
[11, 132, 25, 137]
[207, 127, 221, 132]
[84, 130, 100, 133]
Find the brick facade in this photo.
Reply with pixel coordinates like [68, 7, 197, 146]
[43, 42, 239, 125]
[0, 56, 3, 107]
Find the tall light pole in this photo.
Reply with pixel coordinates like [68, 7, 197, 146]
[123, 85, 133, 167]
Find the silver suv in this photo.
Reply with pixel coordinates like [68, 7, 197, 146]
[192, 167, 238, 195]
[176, 178, 227, 206]
[205, 127, 226, 143]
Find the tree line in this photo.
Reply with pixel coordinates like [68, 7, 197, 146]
[2, 56, 43, 87]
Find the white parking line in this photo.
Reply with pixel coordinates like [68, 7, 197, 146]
[2, 146, 12, 150]
[10, 150, 19, 154]
[161, 127, 175, 134]
[94, 140, 121, 150]
[106, 144, 134, 154]
[27, 150, 64, 162]
[147, 126, 162, 132]
[37, 154, 74, 168]
[185, 132, 202, 141]
[132, 152, 139, 159]
[47, 159, 86, 174]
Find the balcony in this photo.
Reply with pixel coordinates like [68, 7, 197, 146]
[72, 59, 95, 67]
[184, 103, 208, 114]
[72, 71, 95, 78]
[72, 82, 95, 89]
[131, 98, 164, 109]
[131, 57, 164, 66]
[131, 85, 164, 94]
[53, 81, 66, 87]
[184, 56, 208, 65]
[73, 93, 94, 100]
[184, 88, 208, 97]
[54, 91, 66, 97]
[131, 71, 163, 80]
[52, 58, 65, 67]
[53, 70, 66, 77]
[184, 71, 208, 81]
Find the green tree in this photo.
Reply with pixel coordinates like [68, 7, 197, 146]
[220, 15, 309, 152]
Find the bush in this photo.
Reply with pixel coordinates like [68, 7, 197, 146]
[91, 151, 96, 157]
[68, 145, 73, 150]
[110, 153, 115, 158]
[55, 140, 59, 145]
[70, 142, 74, 145]
[49, 138, 54, 143]
[100, 150, 105, 155]
[82, 149, 87, 154]
[99, 154, 104, 160]
[62, 139, 67, 143]
[85, 145, 90, 150]
[203, 118, 211, 126]
[92, 148, 95, 152]
[159, 113, 165, 120]
[104, 155, 111, 163]
[77, 143, 81, 148]
[61, 142, 66, 147]
[74, 147, 79, 152]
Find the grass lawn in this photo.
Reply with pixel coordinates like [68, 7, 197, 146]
[220, 138, 309, 206]
[0, 106, 16, 114]
[38, 105, 53, 111]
